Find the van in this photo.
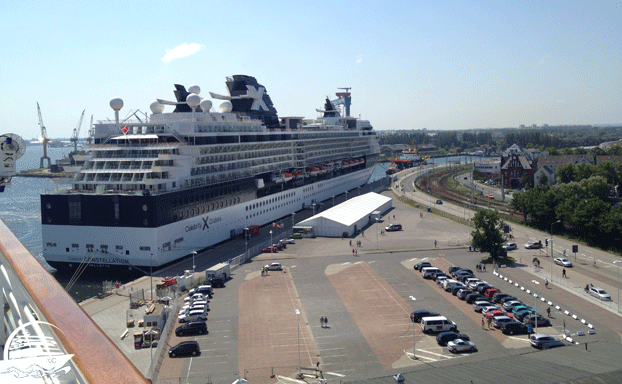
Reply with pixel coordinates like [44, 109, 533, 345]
[422, 267, 442, 279]
[196, 285, 213, 296]
[420, 316, 457, 334]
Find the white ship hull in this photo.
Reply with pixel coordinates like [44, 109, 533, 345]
[43, 167, 374, 270]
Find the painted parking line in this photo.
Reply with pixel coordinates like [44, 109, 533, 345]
[416, 349, 455, 358]
[324, 371, 346, 377]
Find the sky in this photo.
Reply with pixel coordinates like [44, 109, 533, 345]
[1, 1, 621, 140]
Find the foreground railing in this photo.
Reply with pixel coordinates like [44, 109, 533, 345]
[0, 219, 149, 384]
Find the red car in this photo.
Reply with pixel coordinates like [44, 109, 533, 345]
[484, 288, 500, 298]
[262, 246, 278, 253]
[484, 309, 514, 320]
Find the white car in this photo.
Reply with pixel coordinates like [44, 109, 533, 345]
[492, 316, 516, 329]
[472, 301, 494, 312]
[447, 339, 477, 353]
[178, 311, 207, 323]
[280, 238, 295, 244]
[554, 258, 573, 267]
[265, 262, 283, 271]
[436, 276, 449, 286]
[589, 286, 611, 301]
[502, 243, 517, 251]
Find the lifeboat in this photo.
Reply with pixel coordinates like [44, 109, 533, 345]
[272, 171, 285, 183]
[293, 169, 303, 179]
[307, 167, 320, 176]
[319, 165, 328, 173]
[283, 173, 293, 182]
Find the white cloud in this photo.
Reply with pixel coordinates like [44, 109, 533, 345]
[356, 55, 363, 64]
[161, 43, 204, 62]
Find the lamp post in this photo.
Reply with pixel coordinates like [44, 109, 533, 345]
[244, 228, 249, 263]
[532, 280, 540, 334]
[409, 296, 417, 359]
[375, 217, 379, 250]
[312, 203, 316, 216]
[295, 309, 301, 377]
[550, 220, 561, 283]
[614, 261, 621, 313]
[345, 190, 348, 200]
[270, 230, 273, 261]
[332, 195, 335, 207]
[191, 251, 197, 273]
[150, 253, 153, 301]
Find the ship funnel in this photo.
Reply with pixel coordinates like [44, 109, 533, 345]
[110, 98, 124, 124]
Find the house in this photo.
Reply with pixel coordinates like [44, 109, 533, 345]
[534, 165, 555, 186]
[537, 155, 595, 170]
[500, 144, 535, 189]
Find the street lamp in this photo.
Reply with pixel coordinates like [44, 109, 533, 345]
[312, 203, 316, 216]
[270, 230, 273, 261]
[532, 280, 540, 334]
[614, 261, 621, 313]
[150, 252, 153, 301]
[295, 309, 301, 377]
[409, 296, 417, 359]
[332, 195, 335, 207]
[375, 217, 379, 250]
[191, 251, 197, 272]
[345, 190, 348, 200]
[550, 220, 561, 283]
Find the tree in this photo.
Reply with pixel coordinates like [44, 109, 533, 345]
[538, 172, 549, 186]
[520, 172, 531, 188]
[471, 209, 506, 261]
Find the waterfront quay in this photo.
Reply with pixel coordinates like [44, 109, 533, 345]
[77, 171, 622, 384]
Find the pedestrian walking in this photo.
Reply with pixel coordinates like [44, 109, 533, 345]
[261, 267, 264, 276]
[545, 279, 549, 288]
[324, 316, 328, 328]
[546, 307, 551, 318]
[320, 316, 324, 328]
[355, 249, 358, 256]
[362, 231, 364, 237]
[481, 317, 485, 329]
[483, 264, 486, 272]
[352, 249, 355, 256]
[487, 317, 492, 329]
[349, 240, 352, 246]
[434, 240, 437, 247]
[562, 268, 566, 278]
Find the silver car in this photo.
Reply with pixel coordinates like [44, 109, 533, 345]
[589, 286, 611, 301]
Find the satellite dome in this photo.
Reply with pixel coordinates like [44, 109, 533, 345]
[199, 99, 212, 112]
[110, 98, 124, 111]
[186, 93, 201, 109]
[219, 100, 233, 113]
[188, 84, 201, 95]
[150, 100, 165, 114]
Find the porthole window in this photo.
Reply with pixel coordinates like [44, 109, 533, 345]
[46, 203, 52, 210]
[143, 205, 148, 212]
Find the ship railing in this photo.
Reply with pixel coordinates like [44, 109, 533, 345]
[0, 219, 149, 383]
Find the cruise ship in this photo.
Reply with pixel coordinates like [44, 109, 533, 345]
[41, 75, 379, 272]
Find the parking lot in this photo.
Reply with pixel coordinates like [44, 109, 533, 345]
[156, 192, 622, 383]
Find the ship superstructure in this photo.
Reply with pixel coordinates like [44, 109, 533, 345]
[41, 75, 379, 272]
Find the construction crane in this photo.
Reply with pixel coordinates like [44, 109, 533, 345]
[37, 102, 51, 169]
[70, 109, 85, 153]
[87, 114, 93, 144]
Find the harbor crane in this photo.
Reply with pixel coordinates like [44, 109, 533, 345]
[70, 109, 85, 153]
[37, 102, 51, 169]
[87, 114, 93, 144]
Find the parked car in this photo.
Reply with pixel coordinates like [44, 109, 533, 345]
[385, 224, 402, 231]
[487, 193, 494, 199]
[498, 296, 518, 305]
[436, 276, 449, 286]
[448, 266, 461, 274]
[436, 199, 443, 204]
[502, 243, 517, 250]
[501, 322, 529, 335]
[514, 310, 535, 322]
[483, 288, 500, 298]
[511, 305, 534, 314]
[589, 286, 612, 301]
[262, 246, 278, 253]
[472, 301, 495, 312]
[178, 311, 207, 323]
[447, 339, 476, 353]
[492, 316, 517, 329]
[484, 309, 512, 319]
[290, 232, 303, 239]
[457, 289, 472, 300]
[272, 243, 284, 251]
[450, 284, 467, 295]
[554, 258, 573, 267]
[476, 284, 494, 293]
[530, 334, 562, 349]
[493, 293, 512, 303]
[410, 309, 440, 323]
[523, 314, 551, 327]
[466, 293, 486, 304]
[524, 241, 543, 249]
[169, 341, 200, 357]
[280, 238, 295, 244]
[175, 321, 208, 336]
[414, 261, 432, 271]
[436, 332, 470, 346]
[481, 305, 501, 314]
[432, 271, 448, 281]
[265, 262, 283, 271]
[503, 301, 524, 311]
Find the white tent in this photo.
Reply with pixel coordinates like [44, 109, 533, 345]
[296, 192, 392, 237]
